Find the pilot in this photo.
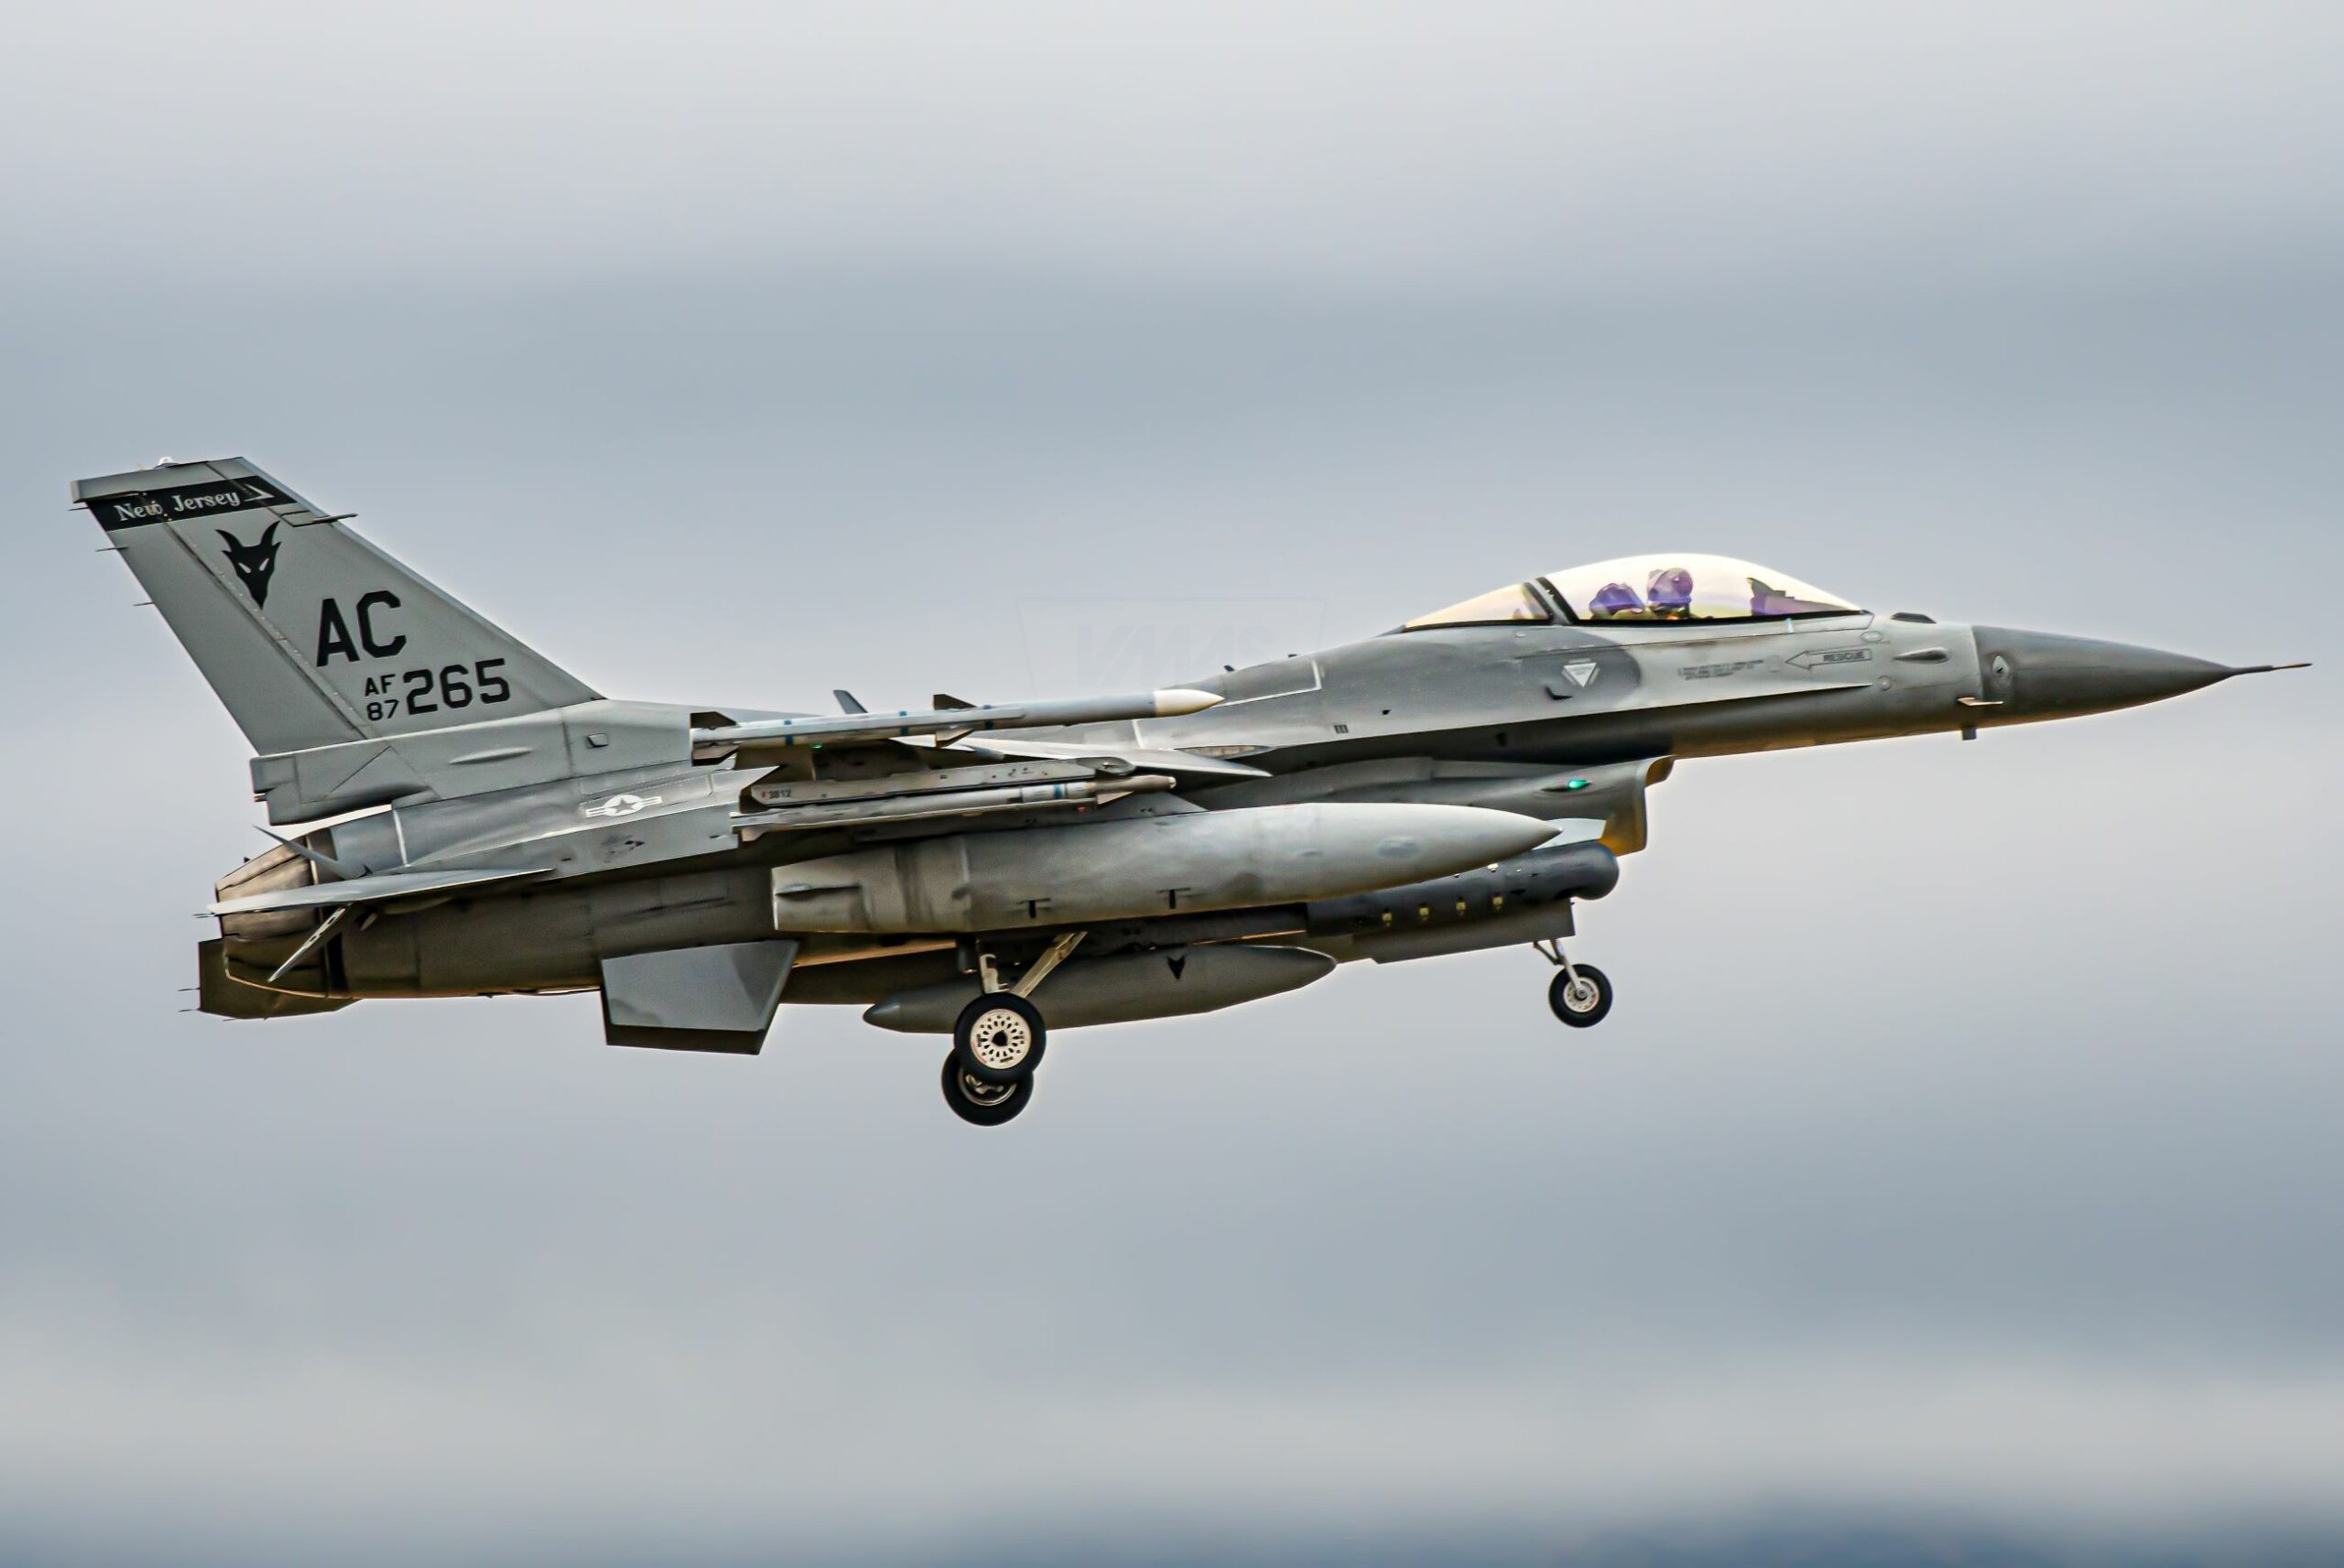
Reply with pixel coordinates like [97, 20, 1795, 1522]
[1587, 581, 1644, 619]
[1646, 565, 1697, 619]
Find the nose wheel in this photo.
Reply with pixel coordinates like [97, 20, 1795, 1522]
[1548, 965, 1613, 1026]
[1536, 938, 1613, 1028]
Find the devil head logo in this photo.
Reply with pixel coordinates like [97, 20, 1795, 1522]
[218, 523, 282, 608]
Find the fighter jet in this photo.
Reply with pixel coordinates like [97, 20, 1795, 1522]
[77, 458, 2306, 1124]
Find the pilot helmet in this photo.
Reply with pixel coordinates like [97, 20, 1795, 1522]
[1588, 581, 1644, 619]
[1646, 565, 1696, 616]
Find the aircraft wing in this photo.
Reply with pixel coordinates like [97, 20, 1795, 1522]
[208, 866, 550, 916]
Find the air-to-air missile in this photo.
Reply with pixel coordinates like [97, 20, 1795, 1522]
[691, 687, 1225, 757]
[77, 457, 2306, 1124]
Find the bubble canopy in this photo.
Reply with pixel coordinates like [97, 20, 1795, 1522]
[1402, 555, 1861, 630]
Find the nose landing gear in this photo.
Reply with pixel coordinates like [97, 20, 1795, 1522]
[1536, 938, 1613, 1028]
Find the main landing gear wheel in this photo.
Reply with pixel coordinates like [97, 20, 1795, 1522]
[941, 1055, 1034, 1127]
[1548, 964, 1613, 1028]
[951, 992, 1047, 1085]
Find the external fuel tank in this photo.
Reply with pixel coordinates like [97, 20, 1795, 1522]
[768, 802, 1558, 934]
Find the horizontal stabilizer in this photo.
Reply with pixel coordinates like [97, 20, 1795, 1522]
[208, 865, 548, 916]
[197, 938, 358, 1019]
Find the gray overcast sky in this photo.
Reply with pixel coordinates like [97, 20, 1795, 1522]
[3, 5, 2340, 1564]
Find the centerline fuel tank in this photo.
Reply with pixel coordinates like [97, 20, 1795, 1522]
[769, 802, 1557, 934]
[863, 944, 1337, 1033]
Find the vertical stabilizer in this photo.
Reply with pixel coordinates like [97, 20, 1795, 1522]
[76, 459, 597, 755]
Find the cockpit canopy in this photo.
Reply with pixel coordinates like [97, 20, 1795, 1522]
[1402, 554, 1861, 631]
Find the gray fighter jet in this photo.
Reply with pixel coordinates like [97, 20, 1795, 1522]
[78, 458, 2306, 1124]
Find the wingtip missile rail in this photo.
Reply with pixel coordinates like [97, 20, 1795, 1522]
[689, 687, 1222, 761]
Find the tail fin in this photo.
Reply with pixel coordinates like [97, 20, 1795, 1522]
[76, 458, 597, 755]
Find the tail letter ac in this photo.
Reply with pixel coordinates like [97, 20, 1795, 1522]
[315, 590, 407, 665]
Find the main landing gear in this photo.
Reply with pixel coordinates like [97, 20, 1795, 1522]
[941, 1054, 1035, 1127]
[1536, 938, 1613, 1028]
[952, 991, 1046, 1083]
[939, 931, 1084, 1127]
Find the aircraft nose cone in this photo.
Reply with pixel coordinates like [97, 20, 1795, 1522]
[1971, 627, 2234, 719]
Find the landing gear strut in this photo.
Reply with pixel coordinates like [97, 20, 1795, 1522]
[1536, 938, 1613, 1028]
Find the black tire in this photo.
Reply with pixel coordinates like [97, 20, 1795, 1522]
[1548, 964, 1613, 1028]
[951, 991, 1047, 1084]
[941, 1054, 1034, 1126]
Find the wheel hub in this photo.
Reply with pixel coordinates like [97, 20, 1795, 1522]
[966, 1007, 1034, 1071]
[956, 1069, 1016, 1108]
